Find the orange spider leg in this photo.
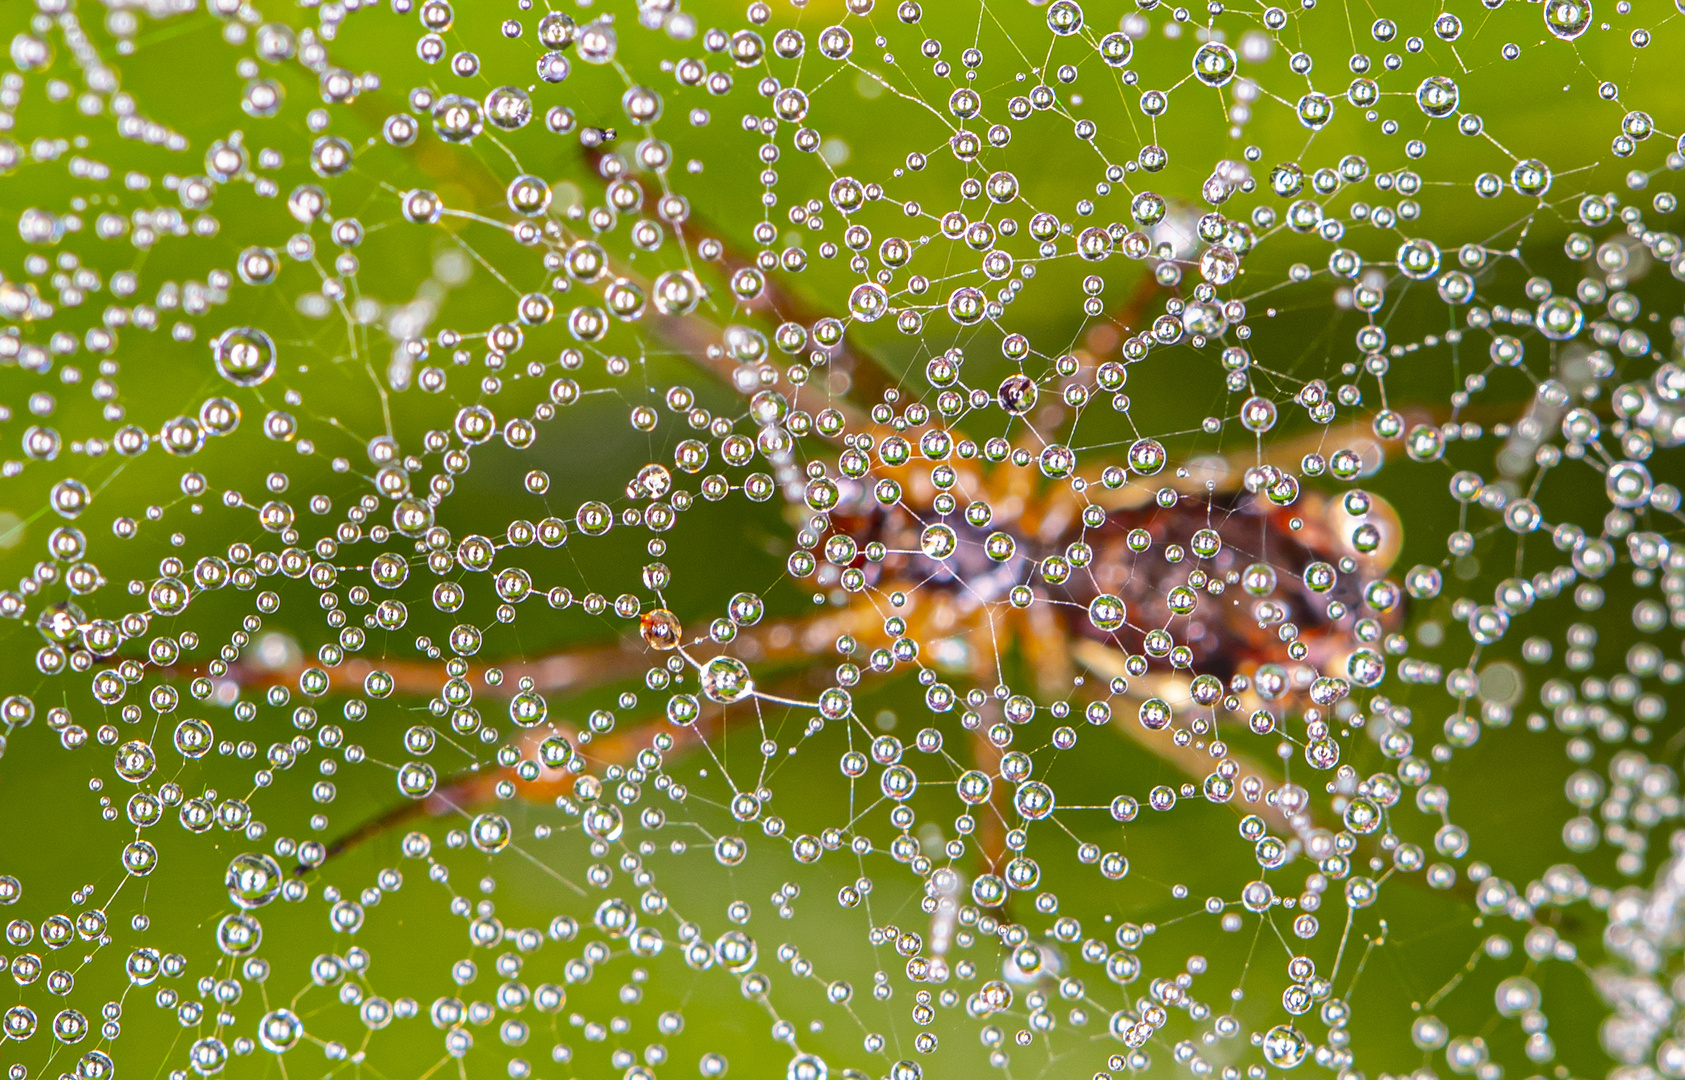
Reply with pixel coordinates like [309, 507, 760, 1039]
[1066, 642, 1296, 835]
[296, 665, 818, 875]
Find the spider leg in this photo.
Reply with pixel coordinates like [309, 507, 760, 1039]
[683, 234, 896, 414]
[251, 598, 885, 720]
[1070, 639, 1298, 835]
[969, 726, 1013, 905]
[576, 142, 895, 418]
[1080, 416, 1419, 516]
[1021, 601, 1077, 701]
[298, 660, 827, 875]
[292, 787, 467, 877]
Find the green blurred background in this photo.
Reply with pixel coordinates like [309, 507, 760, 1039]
[0, 0, 1682, 1078]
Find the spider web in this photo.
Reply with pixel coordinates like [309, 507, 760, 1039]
[0, 2, 1682, 1080]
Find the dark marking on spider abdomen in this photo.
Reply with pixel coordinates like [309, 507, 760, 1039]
[1056, 492, 1376, 682]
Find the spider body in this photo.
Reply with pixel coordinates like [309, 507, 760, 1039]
[805, 420, 1403, 714]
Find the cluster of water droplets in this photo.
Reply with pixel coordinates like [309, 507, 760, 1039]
[0, 1, 1684, 1080]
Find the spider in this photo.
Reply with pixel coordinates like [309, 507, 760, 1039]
[205, 199, 1407, 882]
[228, 390, 1403, 883]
